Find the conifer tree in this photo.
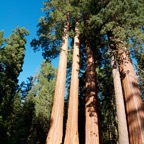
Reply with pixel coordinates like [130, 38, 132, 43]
[11, 77, 35, 144]
[64, 22, 80, 144]
[27, 61, 56, 144]
[117, 41, 144, 144]
[0, 27, 29, 143]
[78, 1, 103, 143]
[108, 34, 129, 144]
[85, 37, 101, 144]
[31, 1, 72, 143]
[0, 27, 29, 110]
[31, 0, 144, 143]
[11, 61, 56, 144]
[111, 55, 129, 144]
[46, 21, 69, 144]
[88, 1, 144, 143]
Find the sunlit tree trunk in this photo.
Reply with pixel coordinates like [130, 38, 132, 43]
[117, 42, 144, 144]
[111, 55, 129, 144]
[108, 34, 129, 143]
[85, 38, 101, 144]
[46, 23, 69, 144]
[64, 22, 80, 144]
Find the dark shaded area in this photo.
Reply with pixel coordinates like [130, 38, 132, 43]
[97, 43, 118, 143]
[78, 72, 86, 144]
[0, 96, 35, 144]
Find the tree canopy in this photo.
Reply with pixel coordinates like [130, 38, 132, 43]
[1, 0, 144, 143]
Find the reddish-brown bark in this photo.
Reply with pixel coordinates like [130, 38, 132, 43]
[64, 23, 80, 144]
[117, 44, 144, 144]
[85, 38, 101, 144]
[46, 23, 69, 144]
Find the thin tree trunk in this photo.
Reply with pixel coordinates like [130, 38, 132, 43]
[46, 23, 69, 144]
[64, 23, 80, 144]
[111, 55, 129, 144]
[117, 43, 144, 144]
[85, 38, 101, 144]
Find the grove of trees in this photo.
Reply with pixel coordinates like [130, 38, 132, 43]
[0, 0, 144, 144]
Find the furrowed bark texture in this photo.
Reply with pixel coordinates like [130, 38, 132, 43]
[64, 23, 80, 144]
[118, 43, 144, 144]
[85, 38, 101, 144]
[111, 55, 129, 144]
[46, 24, 69, 144]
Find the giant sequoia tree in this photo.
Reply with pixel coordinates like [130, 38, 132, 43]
[85, 37, 101, 144]
[90, 1, 144, 143]
[1, 0, 144, 143]
[64, 22, 80, 144]
[108, 34, 129, 144]
[32, 0, 144, 143]
[46, 22, 69, 144]
[117, 42, 144, 144]
[31, 1, 72, 144]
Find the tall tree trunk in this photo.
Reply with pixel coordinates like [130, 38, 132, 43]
[64, 23, 80, 144]
[111, 55, 129, 144]
[117, 42, 144, 144]
[85, 38, 101, 144]
[46, 23, 69, 144]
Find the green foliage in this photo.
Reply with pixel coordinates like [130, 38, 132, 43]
[20, 61, 56, 144]
[31, 0, 72, 60]
[1, 0, 143, 143]
[135, 52, 144, 99]
[0, 31, 5, 47]
[97, 65, 117, 143]
[0, 61, 56, 144]
[31, 0, 83, 61]
[34, 61, 56, 131]
[0, 27, 29, 114]
[0, 27, 29, 143]
[34, 0, 144, 143]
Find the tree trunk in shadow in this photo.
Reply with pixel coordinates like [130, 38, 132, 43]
[85, 37, 101, 144]
[117, 43, 144, 144]
[64, 22, 80, 144]
[111, 55, 129, 144]
[46, 23, 69, 144]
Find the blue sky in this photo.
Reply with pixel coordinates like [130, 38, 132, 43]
[0, 0, 58, 83]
